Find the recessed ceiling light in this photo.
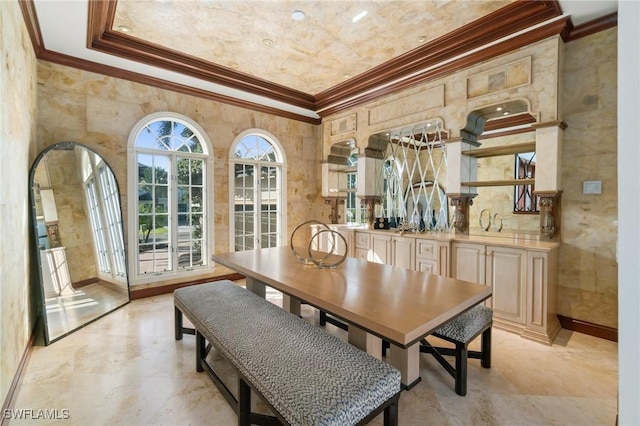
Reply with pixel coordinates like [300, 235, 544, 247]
[117, 25, 132, 33]
[503, 111, 509, 116]
[352, 10, 368, 23]
[496, 107, 503, 111]
[292, 10, 305, 21]
[417, 36, 427, 43]
[263, 39, 274, 46]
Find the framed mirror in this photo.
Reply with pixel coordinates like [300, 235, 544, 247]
[30, 142, 129, 344]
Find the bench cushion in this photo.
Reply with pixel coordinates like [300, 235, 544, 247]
[433, 304, 493, 343]
[175, 280, 401, 426]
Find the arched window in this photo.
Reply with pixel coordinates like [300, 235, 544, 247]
[230, 130, 286, 251]
[82, 150, 126, 281]
[128, 113, 213, 282]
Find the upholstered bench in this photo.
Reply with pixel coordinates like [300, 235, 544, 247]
[419, 304, 493, 396]
[174, 280, 402, 426]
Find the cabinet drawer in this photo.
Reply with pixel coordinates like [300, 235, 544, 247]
[416, 258, 438, 275]
[416, 239, 437, 259]
[355, 232, 370, 249]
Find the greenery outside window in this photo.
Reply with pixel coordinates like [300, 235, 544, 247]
[128, 113, 212, 282]
[230, 131, 286, 251]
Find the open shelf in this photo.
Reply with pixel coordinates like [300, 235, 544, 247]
[462, 142, 535, 158]
[461, 178, 535, 187]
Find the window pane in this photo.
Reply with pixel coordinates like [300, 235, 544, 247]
[232, 135, 282, 252]
[133, 118, 209, 279]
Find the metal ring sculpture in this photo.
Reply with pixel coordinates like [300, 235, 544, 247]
[290, 220, 348, 269]
[479, 209, 491, 232]
[492, 213, 503, 232]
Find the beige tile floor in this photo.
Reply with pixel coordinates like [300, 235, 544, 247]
[10, 286, 618, 426]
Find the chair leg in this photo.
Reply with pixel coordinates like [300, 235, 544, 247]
[455, 341, 468, 396]
[481, 328, 492, 368]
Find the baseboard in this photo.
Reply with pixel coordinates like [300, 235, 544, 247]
[558, 315, 618, 342]
[72, 277, 100, 288]
[1, 322, 38, 426]
[129, 273, 245, 300]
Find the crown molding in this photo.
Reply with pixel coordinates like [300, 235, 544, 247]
[19, 0, 616, 125]
[565, 12, 618, 42]
[317, 17, 569, 117]
[315, 0, 562, 112]
[87, 1, 317, 111]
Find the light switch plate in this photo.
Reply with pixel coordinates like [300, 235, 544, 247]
[583, 180, 602, 194]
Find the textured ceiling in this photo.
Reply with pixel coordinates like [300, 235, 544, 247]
[112, 0, 514, 95]
[27, 0, 618, 121]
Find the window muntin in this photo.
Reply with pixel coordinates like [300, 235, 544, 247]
[131, 115, 211, 280]
[81, 151, 126, 281]
[231, 133, 284, 251]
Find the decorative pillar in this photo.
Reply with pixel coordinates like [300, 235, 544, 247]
[357, 149, 384, 229]
[535, 191, 562, 240]
[448, 194, 477, 234]
[532, 121, 566, 240]
[323, 197, 344, 224]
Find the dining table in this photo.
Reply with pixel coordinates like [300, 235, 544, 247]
[211, 245, 492, 389]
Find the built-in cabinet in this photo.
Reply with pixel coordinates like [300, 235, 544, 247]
[451, 241, 559, 344]
[355, 231, 449, 274]
[451, 243, 527, 329]
[312, 226, 560, 345]
[310, 224, 355, 258]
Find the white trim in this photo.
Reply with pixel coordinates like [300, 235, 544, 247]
[127, 112, 214, 285]
[618, 2, 640, 424]
[228, 129, 287, 251]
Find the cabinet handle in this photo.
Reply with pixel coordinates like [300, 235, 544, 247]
[487, 250, 493, 256]
[480, 251, 485, 255]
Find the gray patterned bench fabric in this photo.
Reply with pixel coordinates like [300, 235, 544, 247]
[420, 304, 493, 396]
[174, 280, 401, 426]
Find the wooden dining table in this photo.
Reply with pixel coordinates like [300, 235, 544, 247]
[212, 245, 492, 389]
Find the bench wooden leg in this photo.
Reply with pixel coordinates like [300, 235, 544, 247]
[175, 306, 183, 340]
[238, 378, 251, 426]
[455, 342, 468, 397]
[196, 331, 205, 373]
[383, 399, 398, 426]
[481, 328, 492, 368]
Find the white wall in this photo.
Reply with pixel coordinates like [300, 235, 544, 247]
[617, 1, 640, 424]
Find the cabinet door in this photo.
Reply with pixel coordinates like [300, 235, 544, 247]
[392, 236, 414, 270]
[486, 246, 527, 324]
[369, 234, 391, 264]
[451, 243, 485, 284]
[338, 229, 354, 258]
[355, 232, 370, 249]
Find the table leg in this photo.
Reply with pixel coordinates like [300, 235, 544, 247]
[282, 295, 301, 316]
[388, 343, 421, 390]
[245, 277, 265, 298]
[348, 326, 382, 360]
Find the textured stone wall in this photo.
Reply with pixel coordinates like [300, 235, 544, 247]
[35, 149, 97, 283]
[559, 28, 618, 328]
[36, 62, 321, 289]
[323, 37, 561, 236]
[0, 0, 39, 407]
[323, 32, 618, 329]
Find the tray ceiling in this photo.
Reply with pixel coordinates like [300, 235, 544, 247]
[27, 0, 618, 122]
